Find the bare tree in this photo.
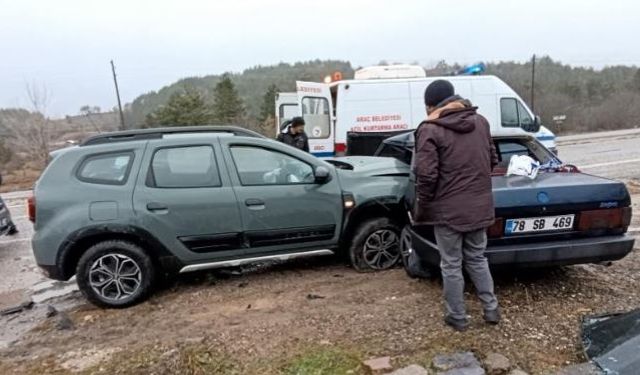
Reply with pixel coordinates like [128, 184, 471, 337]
[0, 83, 54, 169]
[79, 104, 103, 133]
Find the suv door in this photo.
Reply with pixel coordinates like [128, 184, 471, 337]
[132, 136, 244, 264]
[219, 137, 343, 257]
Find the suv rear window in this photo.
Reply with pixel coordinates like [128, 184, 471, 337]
[77, 152, 133, 185]
[150, 145, 220, 188]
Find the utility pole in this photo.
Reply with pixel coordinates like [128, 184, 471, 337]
[110, 60, 126, 130]
[530, 54, 536, 113]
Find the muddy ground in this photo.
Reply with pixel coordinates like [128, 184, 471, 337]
[1, 240, 639, 374]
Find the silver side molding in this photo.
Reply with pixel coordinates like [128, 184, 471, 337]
[179, 249, 335, 273]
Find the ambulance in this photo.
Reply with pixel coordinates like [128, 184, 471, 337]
[275, 64, 556, 158]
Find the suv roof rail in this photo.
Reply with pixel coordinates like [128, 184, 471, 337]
[80, 126, 265, 146]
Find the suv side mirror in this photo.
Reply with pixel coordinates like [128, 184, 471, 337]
[314, 166, 331, 184]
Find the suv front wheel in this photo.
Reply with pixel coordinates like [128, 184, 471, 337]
[76, 240, 156, 308]
[349, 217, 401, 272]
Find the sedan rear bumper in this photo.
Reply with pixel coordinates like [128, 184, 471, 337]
[409, 228, 636, 268]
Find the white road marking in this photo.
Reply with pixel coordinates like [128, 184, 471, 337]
[0, 237, 30, 245]
[580, 158, 640, 169]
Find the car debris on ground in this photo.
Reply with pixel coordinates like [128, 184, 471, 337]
[581, 308, 640, 375]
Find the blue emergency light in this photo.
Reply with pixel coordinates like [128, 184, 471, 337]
[453, 62, 486, 76]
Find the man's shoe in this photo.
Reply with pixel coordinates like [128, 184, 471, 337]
[444, 315, 469, 332]
[483, 308, 501, 325]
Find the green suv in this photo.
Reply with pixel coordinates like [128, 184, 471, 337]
[31, 127, 409, 307]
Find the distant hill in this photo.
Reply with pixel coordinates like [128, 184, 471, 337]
[428, 57, 640, 133]
[125, 57, 640, 134]
[126, 60, 354, 128]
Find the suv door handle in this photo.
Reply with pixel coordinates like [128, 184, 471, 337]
[146, 202, 168, 211]
[245, 199, 265, 207]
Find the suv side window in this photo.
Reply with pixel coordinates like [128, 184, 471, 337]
[150, 145, 220, 188]
[230, 146, 314, 185]
[77, 152, 133, 185]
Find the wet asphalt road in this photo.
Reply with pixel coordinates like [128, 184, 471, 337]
[557, 128, 640, 180]
[0, 128, 638, 346]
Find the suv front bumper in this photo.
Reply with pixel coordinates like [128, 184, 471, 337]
[409, 227, 635, 268]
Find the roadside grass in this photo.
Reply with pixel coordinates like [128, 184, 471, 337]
[76, 343, 364, 375]
[279, 347, 364, 375]
[80, 344, 238, 375]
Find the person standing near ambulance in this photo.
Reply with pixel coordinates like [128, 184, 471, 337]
[277, 116, 309, 152]
[413, 80, 500, 331]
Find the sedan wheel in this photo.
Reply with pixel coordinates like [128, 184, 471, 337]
[399, 227, 412, 265]
[399, 226, 437, 279]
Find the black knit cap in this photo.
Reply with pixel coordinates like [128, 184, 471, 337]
[291, 116, 305, 127]
[424, 79, 455, 107]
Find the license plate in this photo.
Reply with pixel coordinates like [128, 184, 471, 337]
[505, 215, 575, 235]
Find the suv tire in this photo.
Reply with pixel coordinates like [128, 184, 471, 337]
[349, 217, 401, 272]
[76, 240, 156, 308]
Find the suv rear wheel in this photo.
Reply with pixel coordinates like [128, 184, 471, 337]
[349, 217, 401, 272]
[76, 240, 156, 308]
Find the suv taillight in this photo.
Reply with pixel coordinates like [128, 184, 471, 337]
[27, 196, 36, 223]
[577, 207, 631, 231]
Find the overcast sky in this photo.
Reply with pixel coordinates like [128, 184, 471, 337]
[2, 0, 639, 117]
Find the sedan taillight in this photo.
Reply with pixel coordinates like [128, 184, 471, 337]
[577, 207, 631, 231]
[27, 196, 36, 223]
[487, 218, 504, 238]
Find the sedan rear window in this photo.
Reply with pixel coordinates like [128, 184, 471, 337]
[77, 152, 133, 185]
[494, 139, 556, 169]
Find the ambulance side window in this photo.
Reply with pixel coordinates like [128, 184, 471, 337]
[500, 98, 519, 127]
[501, 98, 534, 128]
[278, 104, 298, 127]
[301, 97, 331, 139]
[517, 101, 534, 127]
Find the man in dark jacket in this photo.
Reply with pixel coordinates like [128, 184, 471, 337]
[277, 116, 309, 152]
[414, 80, 499, 331]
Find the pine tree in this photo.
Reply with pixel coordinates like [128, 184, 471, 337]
[145, 86, 213, 127]
[212, 74, 245, 125]
[259, 84, 279, 123]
